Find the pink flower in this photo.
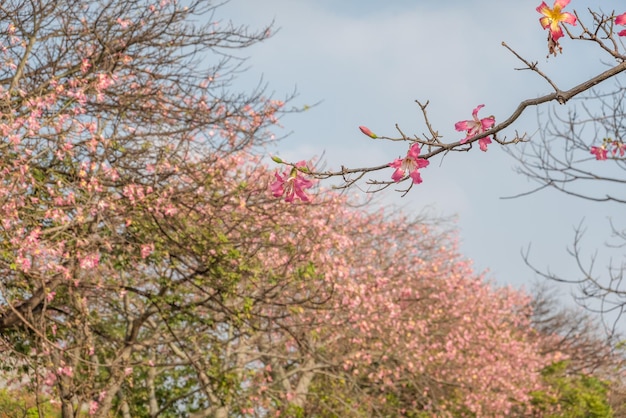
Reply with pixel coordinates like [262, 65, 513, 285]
[57, 366, 73, 377]
[140, 243, 154, 259]
[612, 140, 626, 156]
[79, 252, 100, 269]
[89, 400, 99, 415]
[359, 126, 378, 139]
[454, 105, 495, 151]
[590, 145, 608, 160]
[270, 161, 314, 202]
[388, 143, 429, 184]
[537, 0, 577, 42]
[615, 13, 626, 37]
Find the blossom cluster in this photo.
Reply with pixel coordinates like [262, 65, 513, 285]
[359, 104, 494, 186]
[590, 138, 625, 160]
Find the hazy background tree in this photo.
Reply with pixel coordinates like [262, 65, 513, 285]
[510, 83, 626, 332]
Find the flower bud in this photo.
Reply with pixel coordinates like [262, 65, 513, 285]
[359, 126, 378, 139]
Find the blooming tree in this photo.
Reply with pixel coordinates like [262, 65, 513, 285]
[0, 0, 623, 417]
[0, 0, 286, 416]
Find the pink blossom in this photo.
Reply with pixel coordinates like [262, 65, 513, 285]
[140, 243, 154, 259]
[80, 59, 91, 74]
[89, 400, 99, 415]
[16, 255, 31, 272]
[270, 161, 314, 203]
[43, 372, 57, 386]
[455, 105, 495, 151]
[388, 143, 429, 184]
[537, 0, 577, 42]
[616, 13, 626, 37]
[116, 17, 132, 28]
[359, 125, 378, 139]
[590, 145, 608, 160]
[79, 252, 100, 269]
[57, 366, 73, 377]
[612, 140, 626, 156]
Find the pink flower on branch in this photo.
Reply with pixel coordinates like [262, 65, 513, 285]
[616, 13, 626, 37]
[590, 145, 608, 160]
[612, 140, 626, 156]
[590, 138, 625, 160]
[270, 161, 314, 202]
[388, 143, 429, 184]
[537, 0, 577, 42]
[454, 105, 495, 152]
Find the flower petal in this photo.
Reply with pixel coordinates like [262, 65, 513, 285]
[455, 121, 471, 132]
[553, 0, 571, 9]
[416, 158, 429, 169]
[539, 16, 551, 29]
[560, 12, 576, 25]
[478, 137, 492, 152]
[616, 13, 626, 26]
[407, 143, 422, 159]
[536, 2, 550, 16]
[388, 158, 402, 169]
[549, 23, 564, 41]
[409, 170, 423, 184]
[480, 116, 495, 130]
[391, 168, 404, 182]
[471, 104, 485, 119]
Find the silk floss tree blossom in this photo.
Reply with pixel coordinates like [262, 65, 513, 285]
[271, 160, 315, 202]
[455, 104, 495, 152]
[388, 143, 429, 183]
[589, 138, 625, 160]
[590, 144, 608, 161]
[537, 0, 577, 55]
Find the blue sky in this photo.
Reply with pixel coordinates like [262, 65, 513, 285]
[220, 0, 624, 300]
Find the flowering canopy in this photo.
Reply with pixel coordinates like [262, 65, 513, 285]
[388, 143, 429, 183]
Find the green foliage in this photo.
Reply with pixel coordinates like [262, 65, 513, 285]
[531, 361, 613, 418]
[0, 388, 60, 418]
